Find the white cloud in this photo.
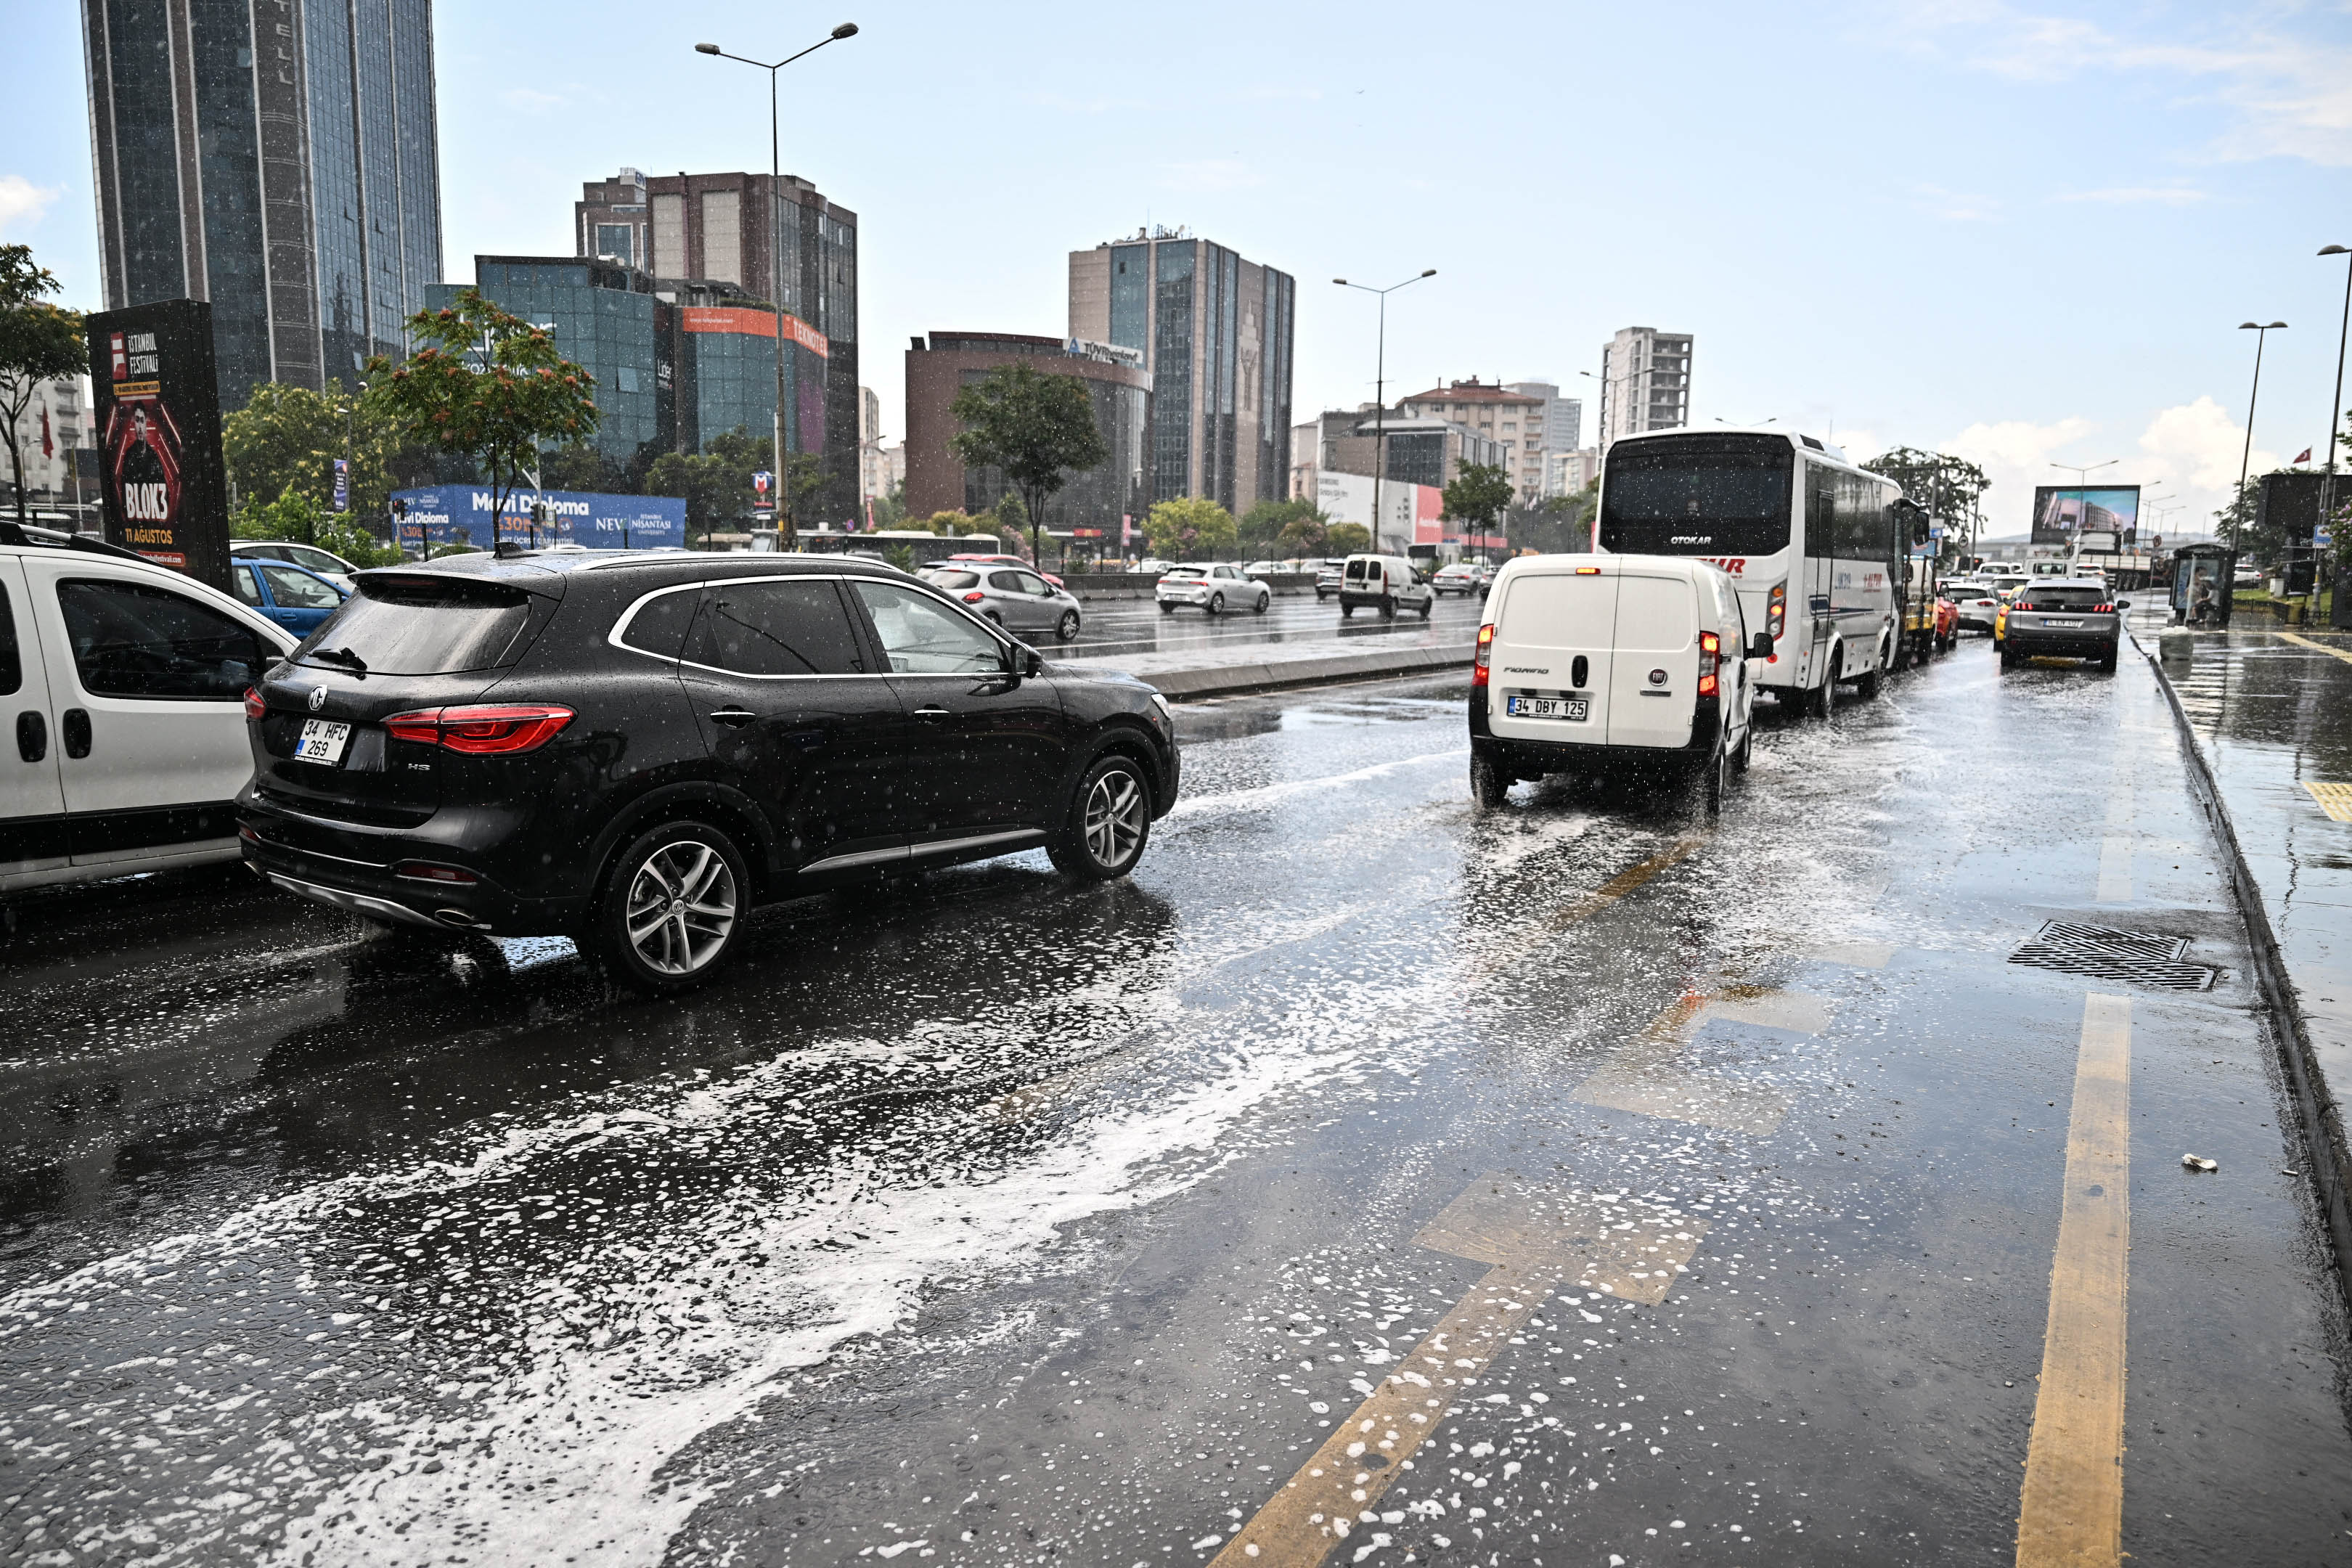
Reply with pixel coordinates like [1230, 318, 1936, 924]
[1912, 183, 2001, 222]
[1943, 415, 2095, 534]
[2133, 396, 2280, 535]
[0, 174, 62, 237]
[1886, 3, 2352, 166]
[2050, 186, 2208, 205]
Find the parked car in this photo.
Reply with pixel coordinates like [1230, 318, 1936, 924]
[1313, 560, 1346, 600]
[1470, 553, 1763, 814]
[2232, 563, 2263, 590]
[1244, 560, 1285, 581]
[1931, 583, 1960, 652]
[237, 552, 1180, 991]
[1337, 554, 1434, 620]
[1, 521, 297, 894]
[921, 563, 1084, 640]
[1432, 563, 1484, 597]
[1157, 563, 1270, 616]
[232, 557, 349, 636]
[948, 552, 1063, 589]
[2000, 579, 2128, 672]
[1136, 558, 1173, 577]
[232, 540, 363, 593]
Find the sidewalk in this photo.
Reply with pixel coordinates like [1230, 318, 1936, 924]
[1057, 624, 1472, 699]
[2136, 616, 2352, 1291]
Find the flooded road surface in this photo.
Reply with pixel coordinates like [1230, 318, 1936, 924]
[4, 642, 2349, 1567]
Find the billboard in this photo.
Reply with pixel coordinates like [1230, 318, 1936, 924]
[388, 486, 687, 552]
[89, 298, 232, 592]
[2031, 484, 2140, 547]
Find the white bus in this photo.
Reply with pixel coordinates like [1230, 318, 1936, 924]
[1596, 428, 1913, 712]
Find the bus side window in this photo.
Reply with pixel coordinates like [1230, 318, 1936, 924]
[1805, 465, 1835, 560]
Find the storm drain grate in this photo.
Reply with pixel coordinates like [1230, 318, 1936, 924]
[2007, 920, 2218, 991]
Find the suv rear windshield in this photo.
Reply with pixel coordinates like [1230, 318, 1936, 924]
[2019, 588, 2108, 610]
[1599, 434, 1794, 557]
[293, 575, 539, 675]
[926, 570, 981, 589]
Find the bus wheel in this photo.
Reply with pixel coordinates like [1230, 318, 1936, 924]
[1855, 646, 1884, 700]
[1811, 657, 1839, 718]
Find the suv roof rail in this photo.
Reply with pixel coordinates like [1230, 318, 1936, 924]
[0, 520, 162, 566]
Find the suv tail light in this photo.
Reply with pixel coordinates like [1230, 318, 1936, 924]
[2094, 603, 2115, 613]
[383, 704, 576, 754]
[1697, 630, 1721, 698]
[1766, 583, 1786, 640]
[1474, 623, 1495, 687]
[242, 686, 265, 722]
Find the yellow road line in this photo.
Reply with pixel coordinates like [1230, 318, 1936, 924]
[2279, 631, 2352, 666]
[1212, 1177, 1703, 1568]
[1572, 981, 1825, 1135]
[2016, 993, 2133, 1568]
[1471, 832, 1708, 979]
[2303, 781, 2352, 823]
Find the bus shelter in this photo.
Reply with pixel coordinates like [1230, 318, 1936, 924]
[2168, 543, 2231, 628]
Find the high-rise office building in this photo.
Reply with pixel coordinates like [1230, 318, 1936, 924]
[903, 332, 1148, 534]
[81, 0, 444, 407]
[1596, 327, 1692, 451]
[1068, 227, 1294, 513]
[637, 170, 859, 521]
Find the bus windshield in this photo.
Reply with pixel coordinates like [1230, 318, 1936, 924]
[1599, 435, 1794, 557]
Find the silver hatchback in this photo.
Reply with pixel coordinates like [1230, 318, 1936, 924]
[922, 564, 1084, 640]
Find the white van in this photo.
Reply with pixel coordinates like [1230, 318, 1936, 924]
[2, 523, 298, 894]
[1469, 553, 1767, 812]
[1338, 554, 1434, 619]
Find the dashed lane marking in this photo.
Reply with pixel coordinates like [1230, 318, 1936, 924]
[2301, 781, 2352, 823]
[1571, 981, 1829, 1135]
[1209, 1175, 1704, 1568]
[2015, 992, 2133, 1568]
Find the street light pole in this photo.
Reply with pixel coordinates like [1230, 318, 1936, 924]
[2232, 321, 2287, 547]
[1335, 270, 1435, 556]
[2320, 248, 2350, 623]
[698, 23, 858, 553]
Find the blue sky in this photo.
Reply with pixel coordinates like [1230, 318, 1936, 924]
[8, 0, 2351, 534]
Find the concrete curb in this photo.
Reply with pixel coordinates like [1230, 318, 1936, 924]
[1103, 644, 1471, 701]
[2131, 622, 2352, 1310]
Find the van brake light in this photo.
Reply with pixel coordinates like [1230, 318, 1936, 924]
[1697, 630, 1720, 698]
[1474, 623, 1495, 687]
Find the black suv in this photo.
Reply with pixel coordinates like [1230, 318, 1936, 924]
[1998, 578, 2130, 672]
[236, 552, 1179, 989]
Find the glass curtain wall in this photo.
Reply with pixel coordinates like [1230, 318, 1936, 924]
[1150, 242, 1194, 504]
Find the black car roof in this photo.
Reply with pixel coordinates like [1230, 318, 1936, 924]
[356, 550, 910, 597]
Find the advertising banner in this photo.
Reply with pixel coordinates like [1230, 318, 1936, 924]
[388, 486, 687, 552]
[332, 458, 349, 513]
[2031, 484, 2140, 547]
[88, 298, 231, 592]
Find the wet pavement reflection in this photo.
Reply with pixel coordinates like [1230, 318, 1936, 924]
[2, 646, 2348, 1567]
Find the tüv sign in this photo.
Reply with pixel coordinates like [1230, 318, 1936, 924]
[389, 486, 686, 551]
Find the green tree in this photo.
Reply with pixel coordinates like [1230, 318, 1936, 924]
[1239, 497, 1324, 555]
[918, 509, 981, 536]
[1142, 495, 1238, 559]
[1861, 446, 1989, 531]
[230, 486, 404, 565]
[1442, 461, 1516, 557]
[992, 491, 1032, 559]
[947, 362, 1109, 565]
[1325, 520, 1371, 555]
[221, 378, 416, 527]
[0, 245, 86, 527]
[870, 481, 907, 529]
[539, 441, 632, 495]
[367, 289, 600, 547]
[645, 450, 748, 548]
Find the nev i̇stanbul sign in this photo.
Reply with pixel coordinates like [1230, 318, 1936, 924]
[389, 486, 687, 552]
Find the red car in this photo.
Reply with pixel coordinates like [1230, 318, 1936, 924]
[950, 552, 1063, 589]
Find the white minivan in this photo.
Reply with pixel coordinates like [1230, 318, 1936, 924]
[1469, 553, 1768, 812]
[2, 523, 298, 894]
[1338, 554, 1434, 619]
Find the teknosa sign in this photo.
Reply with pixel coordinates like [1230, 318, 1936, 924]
[88, 298, 232, 593]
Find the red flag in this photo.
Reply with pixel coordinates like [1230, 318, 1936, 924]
[2295, 447, 2313, 464]
[39, 404, 53, 460]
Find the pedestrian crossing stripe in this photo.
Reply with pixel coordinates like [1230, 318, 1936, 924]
[2303, 782, 2352, 822]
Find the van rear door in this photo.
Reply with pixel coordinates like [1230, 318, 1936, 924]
[1605, 571, 1699, 749]
[1487, 570, 1616, 743]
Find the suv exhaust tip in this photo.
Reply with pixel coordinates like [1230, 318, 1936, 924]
[434, 908, 493, 931]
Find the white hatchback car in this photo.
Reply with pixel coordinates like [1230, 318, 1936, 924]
[2, 524, 298, 893]
[230, 539, 363, 593]
[1157, 563, 1270, 616]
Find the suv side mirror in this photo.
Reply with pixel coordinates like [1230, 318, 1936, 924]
[1747, 633, 1775, 660]
[1020, 645, 1044, 678]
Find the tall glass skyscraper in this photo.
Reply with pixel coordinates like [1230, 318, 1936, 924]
[81, 0, 444, 407]
[1069, 229, 1293, 513]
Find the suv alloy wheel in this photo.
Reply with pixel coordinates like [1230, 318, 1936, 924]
[1048, 755, 1153, 879]
[592, 820, 751, 992]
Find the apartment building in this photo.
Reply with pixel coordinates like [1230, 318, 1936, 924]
[1395, 379, 1542, 496]
[1505, 381, 1583, 499]
[1596, 327, 1693, 451]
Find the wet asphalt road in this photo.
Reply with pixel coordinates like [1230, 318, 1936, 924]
[4, 636, 2351, 1567]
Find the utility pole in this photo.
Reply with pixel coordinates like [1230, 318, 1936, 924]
[1336, 270, 1436, 555]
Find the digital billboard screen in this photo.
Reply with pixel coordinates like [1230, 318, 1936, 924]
[2031, 484, 2140, 547]
[89, 298, 232, 592]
